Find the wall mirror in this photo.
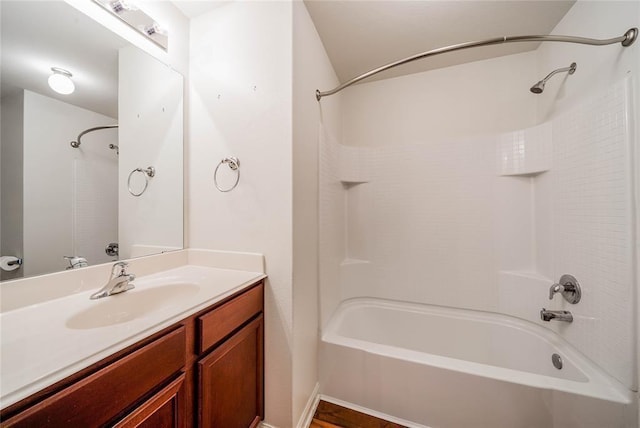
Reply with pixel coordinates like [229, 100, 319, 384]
[0, 0, 184, 281]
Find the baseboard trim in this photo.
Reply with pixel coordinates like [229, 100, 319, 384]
[297, 382, 321, 428]
[318, 395, 431, 428]
[260, 423, 279, 428]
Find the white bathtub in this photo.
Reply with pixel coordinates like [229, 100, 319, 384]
[320, 298, 636, 428]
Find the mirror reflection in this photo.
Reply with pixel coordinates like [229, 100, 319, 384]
[0, 1, 183, 281]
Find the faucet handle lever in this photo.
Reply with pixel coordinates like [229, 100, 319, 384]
[549, 283, 563, 300]
[111, 261, 129, 276]
[549, 274, 581, 304]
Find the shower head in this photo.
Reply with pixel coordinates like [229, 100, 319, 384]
[530, 81, 545, 94]
[530, 62, 577, 94]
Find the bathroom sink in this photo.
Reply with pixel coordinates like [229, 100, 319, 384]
[66, 284, 200, 329]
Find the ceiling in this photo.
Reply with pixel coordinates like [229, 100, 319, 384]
[172, 1, 230, 19]
[1, 1, 128, 118]
[304, 1, 575, 84]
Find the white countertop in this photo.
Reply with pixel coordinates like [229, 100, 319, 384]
[0, 257, 266, 410]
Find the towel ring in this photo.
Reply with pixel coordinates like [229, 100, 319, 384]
[214, 157, 240, 192]
[128, 166, 155, 197]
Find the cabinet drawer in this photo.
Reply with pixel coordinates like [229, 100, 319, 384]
[198, 283, 263, 354]
[2, 327, 186, 428]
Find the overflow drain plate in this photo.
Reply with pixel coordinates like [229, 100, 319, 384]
[552, 353, 563, 370]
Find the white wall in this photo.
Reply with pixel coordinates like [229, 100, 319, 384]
[1, 91, 24, 281]
[532, 0, 639, 392]
[292, 2, 341, 425]
[319, 52, 538, 325]
[342, 51, 539, 147]
[188, 2, 293, 426]
[535, 1, 639, 123]
[23, 90, 117, 276]
[118, 45, 184, 259]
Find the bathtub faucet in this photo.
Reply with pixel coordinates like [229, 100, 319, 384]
[540, 308, 573, 323]
[548, 274, 581, 304]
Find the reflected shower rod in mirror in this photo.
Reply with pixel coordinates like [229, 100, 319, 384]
[70, 125, 119, 151]
[315, 27, 638, 100]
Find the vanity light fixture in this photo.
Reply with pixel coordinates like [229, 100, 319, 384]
[108, 0, 136, 14]
[93, 0, 168, 50]
[48, 67, 75, 95]
[140, 22, 167, 38]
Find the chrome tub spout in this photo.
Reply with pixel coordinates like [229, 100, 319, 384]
[540, 308, 573, 323]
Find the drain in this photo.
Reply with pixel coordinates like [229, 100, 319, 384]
[552, 353, 563, 370]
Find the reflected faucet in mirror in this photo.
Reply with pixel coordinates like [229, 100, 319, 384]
[64, 256, 88, 270]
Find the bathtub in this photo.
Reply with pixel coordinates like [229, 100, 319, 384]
[320, 298, 636, 428]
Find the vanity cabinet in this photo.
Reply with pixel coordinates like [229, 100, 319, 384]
[0, 280, 265, 428]
[198, 317, 264, 428]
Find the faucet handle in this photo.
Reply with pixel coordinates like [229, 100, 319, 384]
[111, 261, 129, 276]
[549, 283, 563, 300]
[550, 274, 581, 304]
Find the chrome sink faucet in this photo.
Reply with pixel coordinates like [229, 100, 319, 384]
[540, 308, 573, 323]
[90, 261, 136, 300]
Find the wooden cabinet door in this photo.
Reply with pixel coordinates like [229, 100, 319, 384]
[198, 315, 264, 428]
[113, 374, 186, 428]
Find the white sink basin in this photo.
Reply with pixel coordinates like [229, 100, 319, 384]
[66, 283, 200, 329]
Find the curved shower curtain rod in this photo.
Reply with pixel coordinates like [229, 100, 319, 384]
[70, 125, 119, 149]
[315, 27, 638, 101]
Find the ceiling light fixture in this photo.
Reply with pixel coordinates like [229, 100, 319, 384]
[48, 67, 75, 95]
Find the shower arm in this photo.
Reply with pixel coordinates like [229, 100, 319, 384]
[70, 125, 119, 148]
[539, 63, 576, 84]
[315, 27, 638, 101]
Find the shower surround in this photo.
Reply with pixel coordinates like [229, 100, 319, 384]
[318, 2, 638, 425]
[319, 77, 636, 427]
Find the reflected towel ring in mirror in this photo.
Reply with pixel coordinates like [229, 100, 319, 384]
[127, 166, 155, 197]
[214, 157, 240, 192]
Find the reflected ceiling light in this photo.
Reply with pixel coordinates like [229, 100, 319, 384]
[48, 67, 75, 95]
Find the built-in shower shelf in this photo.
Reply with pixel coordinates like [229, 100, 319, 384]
[340, 258, 371, 266]
[497, 122, 552, 176]
[341, 180, 369, 188]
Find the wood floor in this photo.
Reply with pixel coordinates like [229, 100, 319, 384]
[310, 400, 407, 428]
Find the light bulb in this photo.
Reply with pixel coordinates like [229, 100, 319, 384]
[48, 68, 75, 95]
[138, 22, 166, 37]
[109, 0, 137, 14]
